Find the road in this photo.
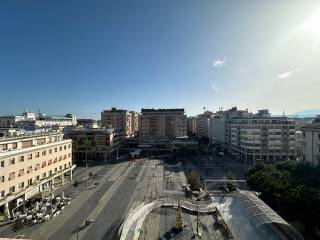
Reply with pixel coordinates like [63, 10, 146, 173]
[0, 158, 168, 240]
[0, 153, 248, 240]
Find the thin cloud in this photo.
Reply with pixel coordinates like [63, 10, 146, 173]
[211, 81, 219, 93]
[213, 57, 227, 68]
[277, 69, 300, 79]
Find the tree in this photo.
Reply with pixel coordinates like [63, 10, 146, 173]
[246, 161, 320, 239]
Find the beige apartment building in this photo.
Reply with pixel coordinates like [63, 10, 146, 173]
[226, 110, 296, 163]
[101, 108, 138, 137]
[139, 108, 187, 138]
[0, 132, 75, 220]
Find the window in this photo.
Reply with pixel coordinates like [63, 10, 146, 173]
[27, 154, 32, 160]
[42, 150, 46, 156]
[36, 175, 40, 181]
[9, 186, 15, 193]
[43, 172, 46, 178]
[19, 156, 24, 162]
[55, 147, 57, 152]
[35, 152, 40, 158]
[9, 172, 15, 180]
[18, 169, 24, 177]
[0, 176, 4, 182]
[27, 166, 33, 173]
[68, 144, 71, 149]
[0, 161, 4, 167]
[28, 179, 32, 186]
[0, 144, 8, 151]
[49, 149, 52, 154]
[0, 190, 4, 198]
[64, 145, 67, 150]
[60, 146, 62, 151]
[19, 182, 24, 188]
[10, 158, 15, 165]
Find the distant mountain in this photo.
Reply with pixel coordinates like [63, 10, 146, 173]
[288, 109, 320, 118]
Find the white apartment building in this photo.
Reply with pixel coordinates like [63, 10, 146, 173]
[196, 111, 213, 138]
[301, 117, 320, 166]
[101, 108, 138, 137]
[0, 112, 77, 132]
[139, 108, 187, 138]
[226, 110, 296, 163]
[0, 132, 75, 221]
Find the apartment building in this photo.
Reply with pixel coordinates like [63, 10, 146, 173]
[196, 111, 213, 138]
[208, 116, 226, 145]
[226, 110, 296, 163]
[129, 111, 139, 136]
[301, 116, 320, 166]
[77, 119, 100, 129]
[0, 111, 77, 132]
[101, 108, 138, 137]
[139, 108, 187, 139]
[0, 132, 75, 220]
[64, 127, 124, 164]
[187, 117, 197, 135]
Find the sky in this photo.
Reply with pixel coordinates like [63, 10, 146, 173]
[0, 0, 319, 118]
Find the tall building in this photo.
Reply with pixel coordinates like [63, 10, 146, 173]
[196, 111, 213, 138]
[301, 116, 320, 166]
[226, 109, 296, 163]
[139, 108, 187, 138]
[0, 132, 74, 221]
[101, 108, 138, 137]
[187, 117, 197, 135]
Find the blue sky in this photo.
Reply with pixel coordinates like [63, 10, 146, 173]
[0, 0, 319, 118]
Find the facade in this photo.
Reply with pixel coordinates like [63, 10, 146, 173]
[129, 111, 139, 136]
[77, 119, 99, 129]
[0, 116, 24, 128]
[301, 116, 320, 166]
[64, 128, 124, 164]
[139, 108, 187, 139]
[0, 132, 74, 220]
[0, 112, 77, 132]
[187, 117, 197, 135]
[208, 116, 226, 145]
[226, 110, 296, 163]
[101, 108, 138, 137]
[196, 111, 213, 138]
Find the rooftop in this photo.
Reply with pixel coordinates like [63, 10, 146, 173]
[211, 191, 303, 240]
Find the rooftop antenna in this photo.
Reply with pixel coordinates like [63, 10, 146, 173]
[203, 106, 206, 113]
